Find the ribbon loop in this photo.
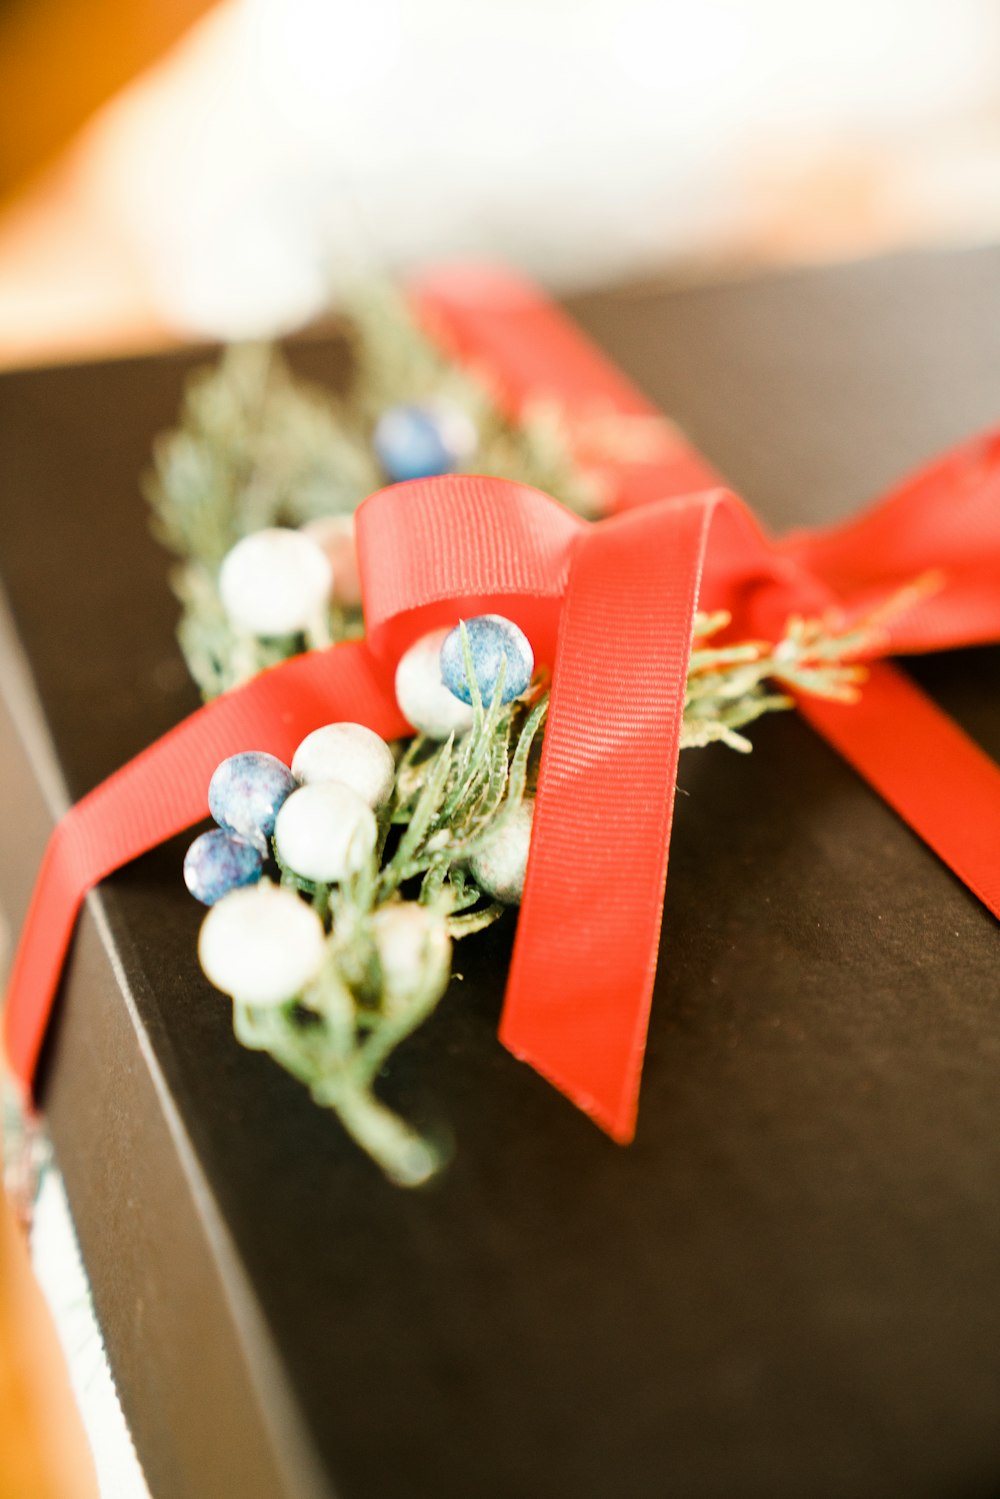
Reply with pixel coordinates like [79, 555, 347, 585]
[356, 474, 582, 667]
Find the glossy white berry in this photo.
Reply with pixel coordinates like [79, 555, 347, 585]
[301, 514, 362, 608]
[219, 527, 332, 637]
[198, 881, 325, 1006]
[274, 782, 377, 883]
[371, 904, 452, 1010]
[291, 723, 395, 807]
[394, 629, 476, 740]
[468, 798, 534, 904]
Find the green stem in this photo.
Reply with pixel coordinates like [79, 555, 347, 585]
[311, 883, 331, 924]
[313, 1081, 440, 1187]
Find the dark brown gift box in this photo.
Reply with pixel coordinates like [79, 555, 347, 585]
[2, 250, 1000, 1499]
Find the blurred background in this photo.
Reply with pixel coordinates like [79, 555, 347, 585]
[3, 2, 1000, 1495]
[3, 0, 1000, 366]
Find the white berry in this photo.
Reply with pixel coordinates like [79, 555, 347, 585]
[395, 629, 476, 740]
[219, 527, 332, 637]
[467, 798, 534, 904]
[427, 400, 478, 465]
[371, 904, 452, 1010]
[301, 514, 362, 608]
[275, 782, 377, 883]
[291, 723, 395, 807]
[198, 881, 325, 1006]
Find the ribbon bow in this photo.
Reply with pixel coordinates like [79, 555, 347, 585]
[5, 271, 1000, 1145]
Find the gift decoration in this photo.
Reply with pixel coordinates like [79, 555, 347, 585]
[141, 285, 601, 701]
[4, 268, 1000, 1186]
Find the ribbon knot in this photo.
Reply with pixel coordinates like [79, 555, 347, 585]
[5, 271, 1000, 1146]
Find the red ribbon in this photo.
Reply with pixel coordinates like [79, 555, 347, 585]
[5, 269, 1000, 1143]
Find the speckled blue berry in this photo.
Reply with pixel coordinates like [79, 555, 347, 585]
[208, 751, 296, 852]
[184, 829, 264, 906]
[373, 403, 468, 483]
[440, 615, 534, 707]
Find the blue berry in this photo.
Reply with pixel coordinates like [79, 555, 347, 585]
[373, 402, 475, 483]
[208, 751, 296, 851]
[440, 615, 534, 707]
[184, 829, 264, 906]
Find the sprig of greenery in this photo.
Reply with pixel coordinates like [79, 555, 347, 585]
[684, 608, 860, 750]
[682, 580, 937, 751]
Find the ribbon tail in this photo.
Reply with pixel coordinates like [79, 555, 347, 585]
[411, 264, 723, 512]
[800, 661, 1000, 919]
[499, 493, 724, 1142]
[4, 642, 406, 1097]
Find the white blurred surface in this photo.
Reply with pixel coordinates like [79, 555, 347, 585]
[5, 0, 1000, 352]
[31, 1171, 152, 1499]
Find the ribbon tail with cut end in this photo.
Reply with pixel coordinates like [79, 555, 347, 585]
[500, 492, 730, 1141]
[411, 263, 724, 511]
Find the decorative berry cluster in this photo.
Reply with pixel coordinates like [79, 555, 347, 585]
[184, 614, 540, 1183]
[189, 723, 394, 1006]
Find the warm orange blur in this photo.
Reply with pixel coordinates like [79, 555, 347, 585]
[0, 0, 216, 202]
[6, 1, 1000, 370]
[0, 1171, 98, 1499]
[1, 8, 208, 1488]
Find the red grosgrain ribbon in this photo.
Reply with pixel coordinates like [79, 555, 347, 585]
[5, 274, 1000, 1145]
[413, 262, 725, 512]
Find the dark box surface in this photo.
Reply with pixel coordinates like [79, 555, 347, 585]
[2, 250, 1000, 1499]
